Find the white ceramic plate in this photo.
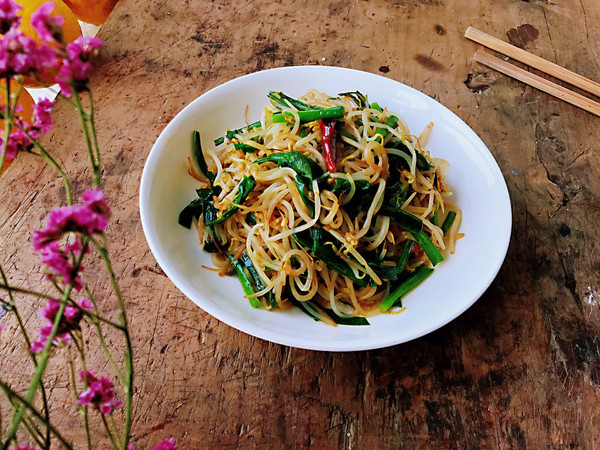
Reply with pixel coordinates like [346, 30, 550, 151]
[139, 66, 511, 351]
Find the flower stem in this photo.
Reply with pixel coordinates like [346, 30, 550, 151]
[0, 283, 54, 299]
[0, 76, 14, 175]
[0, 264, 52, 447]
[92, 240, 133, 447]
[0, 382, 74, 449]
[4, 285, 72, 446]
[100, 414, 119, 450]
[88, 89, 102, 174]
[86, 289, 125, 383]
[70, 338, 92, 450]
[21, 129, 73, 205]
[4, 240, 87, 444]
[73, 92, 101, 187]
[0, 281, 125, 329]
[16, 416, 45, 448]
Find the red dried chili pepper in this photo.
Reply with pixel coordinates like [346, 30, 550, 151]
[319, 119, 338, 173]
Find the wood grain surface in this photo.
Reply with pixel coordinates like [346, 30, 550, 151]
[1, 0, 600, 448]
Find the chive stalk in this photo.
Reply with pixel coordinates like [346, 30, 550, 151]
[441, 211, 456, 235]
[268, 91, 311, 111]
[271, 106, 345, 124]
[379, 265, 434, 312]
[214, 121, 261, 146]
[410, 230, 444, 266]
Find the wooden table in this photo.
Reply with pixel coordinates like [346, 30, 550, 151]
[2, 0, 600, 447]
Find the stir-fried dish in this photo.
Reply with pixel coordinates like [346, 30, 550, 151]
[178, 90, 462, 326]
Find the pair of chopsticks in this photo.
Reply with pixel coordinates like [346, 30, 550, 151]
[465, 26, 600, 117]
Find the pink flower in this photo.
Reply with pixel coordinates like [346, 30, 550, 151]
[30, 324, 68, 352]
[9, 445, 38, 450]
[31, 97, 55, 135]
[153, 439, 178, 450]
[56, 36, 102, 97]
[0, 0, 21, 34]
[30, 297, 92, 353]
[39, 240, 85, 290]
[0, 26, 57, 77]
[30, 2, 64, 43]
[33, 188, 111, 250]
[78, 370, 122, 415]
[29, 40, 57, 73]
[0, 128, 28, 161]
[0, 110, 39, 162]
[0, 322, 5, 333]
[82, 187, 111, 220]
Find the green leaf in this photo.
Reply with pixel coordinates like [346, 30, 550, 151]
[292, 299, 322, 322]
[370, 102, 382, 112]
[369, 262, 405, 282]
[178, 188, 214, 229]
[202, 235, 219, 253]
[342, 182, 378, 216]
[329, 178, 370, 197]
[255, 150, 322, 182]
[178, 197, 205, 229]
[240, 252, 275, 306]
[193, 131, 216, 185]
[255, 151, 323, 217]
[383, 180, 406, 209]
